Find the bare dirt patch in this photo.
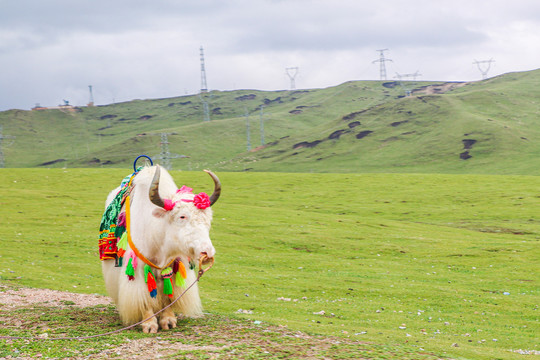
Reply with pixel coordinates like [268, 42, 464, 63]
[293, 140, 322, 149]
[412, 82, 467, 95]
[462, 139, 477, 150]
[235, 94, 256, 101]
[342, 110, 366, 121]
[328, 129, 349, 140]
[356, 130, 373, 139]
[460, 151, 472, 160]
[0, 285, 111, 310]
[390, 120, 408, 127]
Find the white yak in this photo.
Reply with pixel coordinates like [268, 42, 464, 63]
[101, 165, 219, 333]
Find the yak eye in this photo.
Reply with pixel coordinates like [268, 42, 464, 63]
[179, 215, 187, 220]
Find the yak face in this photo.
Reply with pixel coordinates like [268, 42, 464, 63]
[152, 192, 216, 261]
[148, 165, 220, 262]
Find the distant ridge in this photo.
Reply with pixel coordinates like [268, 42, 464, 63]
[1, 69, 540, 174]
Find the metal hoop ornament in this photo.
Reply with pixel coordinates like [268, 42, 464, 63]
[133, 155, 153, 172]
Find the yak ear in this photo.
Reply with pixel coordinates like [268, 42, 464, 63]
[152, 208, 167, 218]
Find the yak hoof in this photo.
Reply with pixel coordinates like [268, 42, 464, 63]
[142, 318, 159, 334]
[159, 314, 178, 330]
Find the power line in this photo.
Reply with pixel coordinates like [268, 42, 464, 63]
[473, 58, 495, 80]
[372, 49, 393, 80]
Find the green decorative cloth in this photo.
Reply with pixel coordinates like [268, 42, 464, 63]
[98, 170, 140, 261]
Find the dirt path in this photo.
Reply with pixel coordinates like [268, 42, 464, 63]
[0, 285, 111, 309]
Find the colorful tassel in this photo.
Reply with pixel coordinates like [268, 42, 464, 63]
[116, 232, 128, 258]
[125, 251, 136, 281]
[144, 264, 157, 298]
[175, 259, 187, 279]
[161, 267, 174, 298]
[175, 272, 186, 288]
[173, 258, 187, 288]
[130, 251, 138, 269]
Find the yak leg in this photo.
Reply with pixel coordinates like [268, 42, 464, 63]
[159, 307, 177, 330]
[141, 309, 159, 334]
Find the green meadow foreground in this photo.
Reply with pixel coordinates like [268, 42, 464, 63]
[0, 169, 538, 359]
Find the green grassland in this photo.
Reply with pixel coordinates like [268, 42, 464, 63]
[1, 169, 538, 359]
[0, 82, 405, 170]
[230, 70, 540, 174]
[1, 69, 540, 174]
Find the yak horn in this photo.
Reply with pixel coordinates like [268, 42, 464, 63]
[149, 165, 165, 208]
[204, 169, 221, 206]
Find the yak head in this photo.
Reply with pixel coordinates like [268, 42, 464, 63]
[148, 165, 220, 262]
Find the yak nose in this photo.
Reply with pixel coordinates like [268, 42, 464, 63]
[201, 244, 216, 259]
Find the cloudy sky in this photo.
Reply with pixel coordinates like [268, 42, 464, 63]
[1, 0, 539, 111]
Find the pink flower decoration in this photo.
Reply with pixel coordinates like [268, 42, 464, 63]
[163, 199, 177, 211]
[177, 185, 193, 194]
[193, 192, 211, 209]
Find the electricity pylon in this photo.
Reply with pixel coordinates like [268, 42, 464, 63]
[373, 49, 392, 80]
[200, 46, 210, 121]
[286, 67, 299, 90]
[394, 71, 422, 96]
[473, 59, 495, 80]
[152, 133, 188, 170]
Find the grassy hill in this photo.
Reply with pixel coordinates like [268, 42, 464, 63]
[227, 70, 540, 174]
[1, 69, 539, 174]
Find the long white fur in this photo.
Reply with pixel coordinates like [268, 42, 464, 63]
[101, 166, 216, 332]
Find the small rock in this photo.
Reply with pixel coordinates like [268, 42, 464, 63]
[313, 310, 325, 315]
[452, 343, 459, 347]
[236, 309, 253, 314]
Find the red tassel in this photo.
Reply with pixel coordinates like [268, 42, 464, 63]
[147, 272, 157, 298]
